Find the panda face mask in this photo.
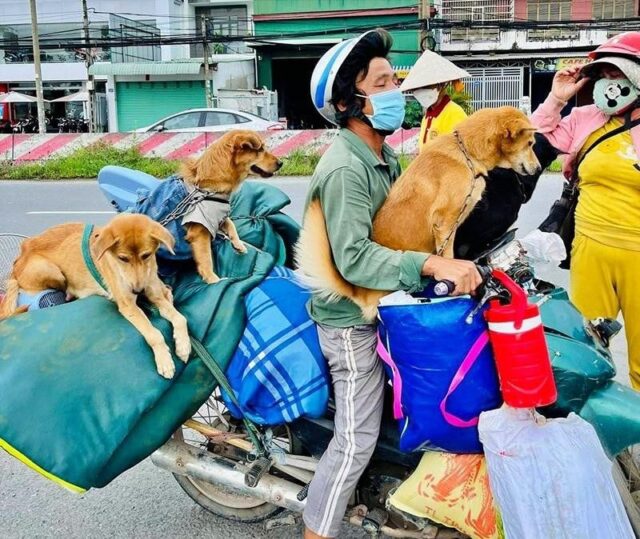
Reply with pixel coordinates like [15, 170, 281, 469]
[593, 77, 640, 116]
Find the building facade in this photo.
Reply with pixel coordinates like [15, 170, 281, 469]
[433, 0, 640, 112]
[252, 0, 422, 128]
[0, 0, 257, 131]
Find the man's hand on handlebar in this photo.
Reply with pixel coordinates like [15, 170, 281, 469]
[421, 255, 483, 296]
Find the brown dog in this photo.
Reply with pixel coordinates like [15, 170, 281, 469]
[295, 106, 541, 321]
[179, 130, 282, 284]
[0, 213, 190, 379]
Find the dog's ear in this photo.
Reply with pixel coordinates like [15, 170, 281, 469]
[94, 227, 119, 260]
[149, 221, 175, 255]
[504, 119, 537, 140]
[236, 132, 263, 152]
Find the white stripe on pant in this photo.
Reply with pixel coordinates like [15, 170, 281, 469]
[303, 323, 385, 538]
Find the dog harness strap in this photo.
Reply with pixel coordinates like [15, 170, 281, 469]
[159, 178, 230, 226]
[81, 224, 108, 292]
[435, 131, 486, 256]
[190, 336, 265, 455]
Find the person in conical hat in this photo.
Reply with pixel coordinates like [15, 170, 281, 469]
[400, 49, 470, 151]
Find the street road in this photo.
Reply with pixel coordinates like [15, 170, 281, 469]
[0, 174, 630, 538]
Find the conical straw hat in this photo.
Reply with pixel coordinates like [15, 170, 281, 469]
[400, 49, 470, 92]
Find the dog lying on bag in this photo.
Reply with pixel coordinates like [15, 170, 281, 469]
[296, 106, 541, 321]
[0, 214, 190, 379]
[135, 130, 282, 284]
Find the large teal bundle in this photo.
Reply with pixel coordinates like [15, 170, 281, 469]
[0, 181, 299, 492]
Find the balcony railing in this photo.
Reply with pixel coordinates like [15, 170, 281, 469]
[439, 27, 609, 51]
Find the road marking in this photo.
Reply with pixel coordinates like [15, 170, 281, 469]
[26, 211, 116, 215]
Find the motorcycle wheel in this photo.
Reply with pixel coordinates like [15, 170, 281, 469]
[172, 389, 293, 523]
[615, 446, 640, 534]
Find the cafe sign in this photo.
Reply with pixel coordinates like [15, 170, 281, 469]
[534, 57, 590, 72]
[555, 57, 590, 70]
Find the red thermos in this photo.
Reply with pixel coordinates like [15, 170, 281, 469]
[484, 270, 557, 408]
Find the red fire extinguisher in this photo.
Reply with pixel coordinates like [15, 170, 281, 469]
[484, 270, 557, 408]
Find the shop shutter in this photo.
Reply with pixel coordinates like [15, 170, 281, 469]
[116, 80, 206, 132]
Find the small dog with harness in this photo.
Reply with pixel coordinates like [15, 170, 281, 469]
[0, 214, 190, 379]
[135, 130, 282, 284]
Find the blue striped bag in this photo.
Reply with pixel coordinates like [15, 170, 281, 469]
[222, 267, 329, 425]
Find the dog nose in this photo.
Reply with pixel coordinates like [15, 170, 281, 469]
[132, 287, 143, 295]
[275, 160, 283, 170]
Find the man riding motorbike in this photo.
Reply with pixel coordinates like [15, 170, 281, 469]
[303, 28, 481, 539]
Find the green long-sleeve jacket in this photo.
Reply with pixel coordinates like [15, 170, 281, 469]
[305, 129, 429, 327]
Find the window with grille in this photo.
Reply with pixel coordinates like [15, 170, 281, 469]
[441, 0, 511, 41]
[191, 5, 249, 57]
[593, 0, 636, 19]
[527, 0, 577, 40]
[527, 0, 572, 21]
[441, 0, 514, 22]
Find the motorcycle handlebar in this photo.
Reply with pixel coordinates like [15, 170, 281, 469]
[432, 265, 492, 297]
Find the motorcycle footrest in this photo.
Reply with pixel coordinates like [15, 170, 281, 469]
[296, 483, 309, 501]
[244, 456, 272, 488]
[361, 508, 388, 535]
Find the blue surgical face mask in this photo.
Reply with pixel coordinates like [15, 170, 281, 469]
[356, 88, 406, 132]
[593, 77, 640, 116]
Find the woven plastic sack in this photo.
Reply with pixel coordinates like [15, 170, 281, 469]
[388, 451, 503, 539]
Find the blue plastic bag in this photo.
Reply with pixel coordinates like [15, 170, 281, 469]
[222, 267, 329, 425]
[378, 297, 502, 453]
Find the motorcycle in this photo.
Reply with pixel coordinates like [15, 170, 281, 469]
[148, 233, 640, 538]
[3, 170, 639, 536]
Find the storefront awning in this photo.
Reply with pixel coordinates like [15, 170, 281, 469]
[248, 37, 342, 48]
[89, 62, 205, 76]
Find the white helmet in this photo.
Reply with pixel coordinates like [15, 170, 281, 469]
[310, 30, 378, 125]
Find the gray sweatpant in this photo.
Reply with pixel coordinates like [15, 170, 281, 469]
[303, 323, 385, 538]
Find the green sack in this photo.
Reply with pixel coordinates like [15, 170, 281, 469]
[0, 181, 299, 491]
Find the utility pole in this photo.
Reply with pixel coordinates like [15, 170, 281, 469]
[202, 16, 213, 108]
[29, 0, 46, 134]
[418, 0, 435, 52]
[82, 0, 95, 132]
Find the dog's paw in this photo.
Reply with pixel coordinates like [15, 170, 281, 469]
[175, 333, 191, 363]
[154, 346, 176, 379]
[233, 241, 248, 254]
[203, 274, 221, 285]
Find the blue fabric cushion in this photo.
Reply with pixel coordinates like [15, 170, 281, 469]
[222, 266, 329, 425]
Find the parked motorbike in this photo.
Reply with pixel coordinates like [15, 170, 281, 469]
[11, 115, 50, 133]
[57, 116, 89, 133]
[150, 233, 640, 538]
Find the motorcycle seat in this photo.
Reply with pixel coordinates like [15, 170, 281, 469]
[98, 165, 161, 212]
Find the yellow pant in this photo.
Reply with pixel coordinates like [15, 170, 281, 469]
[571, 233, 640, 389]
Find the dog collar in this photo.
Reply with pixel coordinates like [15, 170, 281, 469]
[82, 224, 108, 292]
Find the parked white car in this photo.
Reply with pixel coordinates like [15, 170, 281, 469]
[134, 108, 284, 133]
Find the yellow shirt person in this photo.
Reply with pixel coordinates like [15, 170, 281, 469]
[400, 49, 470, 152]
[418, 95, 467, 151]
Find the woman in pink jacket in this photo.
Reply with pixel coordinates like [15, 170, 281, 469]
[531, 31, 640, 389]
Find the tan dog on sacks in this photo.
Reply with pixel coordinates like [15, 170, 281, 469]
[0, 214, 190, 379]
[178, 130, 282, 284]
[295, 106, 541, 321]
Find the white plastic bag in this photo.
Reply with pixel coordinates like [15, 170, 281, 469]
[479, 407, 634, 539]
[519, 229, 567, 264]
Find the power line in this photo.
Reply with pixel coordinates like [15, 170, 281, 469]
[5, 14, 639, 52]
